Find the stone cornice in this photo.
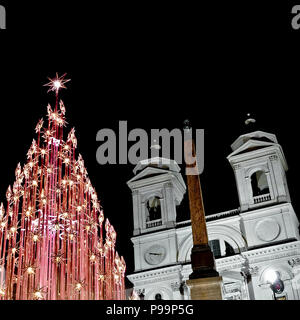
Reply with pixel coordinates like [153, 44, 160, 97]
[131, 228, 177, 244]
[239, 202, 292, 220]
[216, 241, 300, 271]
[230, 131, 278, 151]
[128, 265, 182, 285]
[128, 169, 186, 193]
[228, 145, 288, 171]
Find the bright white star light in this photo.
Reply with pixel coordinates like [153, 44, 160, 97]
[44, 73, 70, 94]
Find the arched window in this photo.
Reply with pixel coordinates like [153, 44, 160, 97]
[146, 196, 162, 221]
[155, 293, 163, 300]
[251, 170, 270, 197]
[225, 241, 235, 257]
[209, 240, 236, 258]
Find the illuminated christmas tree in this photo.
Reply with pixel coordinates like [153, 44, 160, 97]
[0, 74, 126, 300]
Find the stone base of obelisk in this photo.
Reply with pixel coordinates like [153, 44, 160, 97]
[187, 276, 223, 300]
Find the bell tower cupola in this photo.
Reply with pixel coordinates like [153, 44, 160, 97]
[127, 141, 186, 236]
[227, 115, 290, 212]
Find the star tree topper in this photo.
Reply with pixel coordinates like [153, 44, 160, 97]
[44, 73, 71, 94]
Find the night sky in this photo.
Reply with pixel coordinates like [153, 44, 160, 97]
[0, 2, 299, 287]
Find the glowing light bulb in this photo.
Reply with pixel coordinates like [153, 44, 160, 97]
[114, 274, 120, 281]
[56, 256, 61, 264]
[265, 270, 279, 284]
[0, 288, 5, 296]
[62, 212, 69, 219]
[57, 118, 64, 126]
[33, 235, 39, 242]
[54, 80, 62, 90]
[33, 290, 43, 300]
[27, 267, 35, 275]
[99, 213, 104, 224]
[25, 207, 32, 217]
[98, 275, 104, 281]
[75, 283, 82, 291]
[10, 227, 16, 234]
[12, 248, 17, 254]
[44, 73, 70, 94]
[52, 112, 58, 120]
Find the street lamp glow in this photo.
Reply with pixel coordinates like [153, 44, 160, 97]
[265, 270, 278, 284]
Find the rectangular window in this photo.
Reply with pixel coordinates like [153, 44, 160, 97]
[209, 239, 221, 258]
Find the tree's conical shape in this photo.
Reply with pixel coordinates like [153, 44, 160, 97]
[0, 75, 126, 300]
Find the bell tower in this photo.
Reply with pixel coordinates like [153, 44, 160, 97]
[226, 114, 299, 251]
[127, 153, 186, 237]
[127, 143, 186, 273]
[227, 116, 290, 212]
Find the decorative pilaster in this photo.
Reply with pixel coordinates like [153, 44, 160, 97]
[164, 182, 176, 228]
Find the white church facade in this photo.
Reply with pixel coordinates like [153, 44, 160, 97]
[127, 130, 300, 300]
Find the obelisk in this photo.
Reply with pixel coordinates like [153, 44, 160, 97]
[184, 120, 223, 300]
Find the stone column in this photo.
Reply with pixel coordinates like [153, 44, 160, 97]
[184, 124, 222, 300]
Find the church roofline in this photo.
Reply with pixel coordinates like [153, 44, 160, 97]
[227, 144, 288, 171]
[127, 168, 186, 195]
[227, 139, 275, 159]
[133, 157, 181, 175]
[231, 130, 278, 152]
